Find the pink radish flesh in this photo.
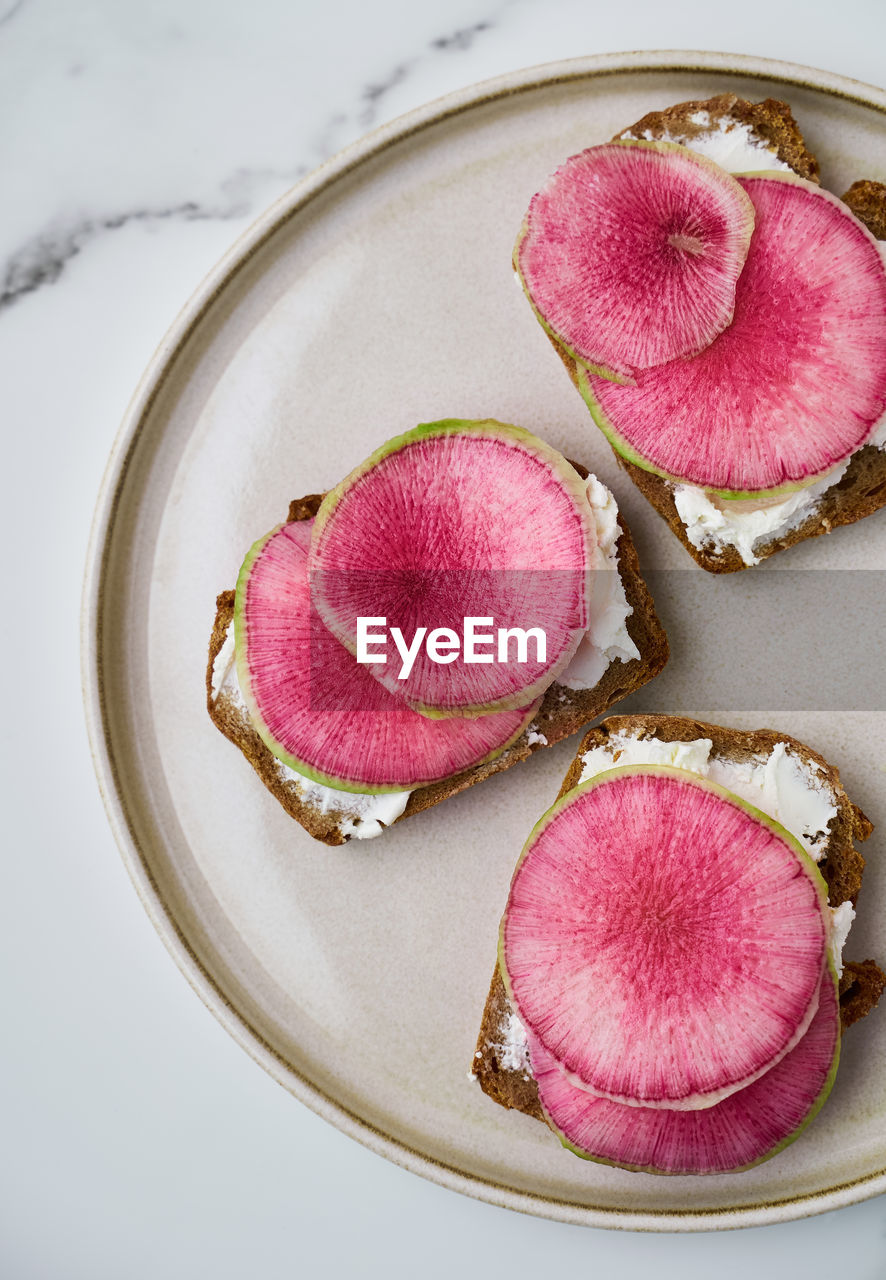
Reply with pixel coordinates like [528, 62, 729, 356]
[308, 420, 595, 718]
[235, 518, 539, 793]
[584, 175, 886, 494]
[502, 767, 829, 1108]
[516, 141, 755, 381]
[529, 970, 839, 1174]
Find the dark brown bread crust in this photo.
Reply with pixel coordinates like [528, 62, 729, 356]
[474, 714, 883, 1118]
[840, 960, 886, 1029]
[474, 966, 545, 1121]
[841, 180, 886, 240]
[207, 473, 668, 845]
[613, 445, 886, 574]
[536, 97, 886, 572]
[618, 93, 820, 182]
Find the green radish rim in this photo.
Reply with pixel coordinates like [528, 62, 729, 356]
[514, 138, 755, 385]
[309, 417, 597, 720]
[234, 521, 545, 794]
[499, 763, 833, 1108]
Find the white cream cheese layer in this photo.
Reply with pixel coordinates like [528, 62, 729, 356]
[496, 1010, 533, 1076]
[210, 626, 242, 710]
[621, 117, 886, 565]
[622, 115, 792, 174]
[560, 475, 640, 689]
[469, 1008, 534, 1084]
[672, 464, 852, 566]
[578, 731, 850, 973]
[829, 901, 856, 978]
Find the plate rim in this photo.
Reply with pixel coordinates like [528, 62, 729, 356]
[81, 48, 886, 1232]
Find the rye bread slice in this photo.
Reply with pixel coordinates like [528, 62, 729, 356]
[617, 92, 820, 181]
[206, 471, 668, 845]
[542, 95, 886, 572]
[841, 180, 886, 240]
[473, 714, 884, 1119]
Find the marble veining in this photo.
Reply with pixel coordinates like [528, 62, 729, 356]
[0, 0, 25, 27]
[0, 169, 303, 312]
[431, 21, 493, 51]
[0, 8, 506, 314]
[359, 63, 413, 128]
[1, 203, 225, 311]
[360, 17, 502, 128]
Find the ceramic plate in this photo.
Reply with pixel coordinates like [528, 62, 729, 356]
[82, 51, 886, 1230]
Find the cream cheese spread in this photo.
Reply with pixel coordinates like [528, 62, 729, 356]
[291, 777, 410, 840]
[622, 115, 792, 174]
[829, 901, 856, 979]
[672, 464, 852, 566]
[210, 626, 243, 711]
[560, 475, 640, 688]
[621, 117, 886, 565]
[495, 1010, 533, 1077]
[871, 411, 886, 448]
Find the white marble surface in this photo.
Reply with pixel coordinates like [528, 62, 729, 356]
[5, 0, 886, 1275]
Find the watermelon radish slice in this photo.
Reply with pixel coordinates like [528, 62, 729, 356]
[234, 517, 540, 794]
[529, 968, 840, 1175]
[308, 420, 595, 719]
[500, 766, 830, 1110]
[580, 173, 886, 496]
[515, 140, 755, 383]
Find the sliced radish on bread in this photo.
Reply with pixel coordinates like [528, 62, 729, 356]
[579, 175, 886, 495]
[500, 766, 831, 1111]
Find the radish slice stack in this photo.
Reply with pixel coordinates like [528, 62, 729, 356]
[518, 144, 886, 498]
[580, 176, 886, 496]
[234, 419, 600, 794]
[528, 975, 840, 1175]
[499, 766, 840, 1174]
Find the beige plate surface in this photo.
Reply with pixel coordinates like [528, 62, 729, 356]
[83, 51, 886, 1231]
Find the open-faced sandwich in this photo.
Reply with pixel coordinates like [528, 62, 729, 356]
[515, 94, 886, 570]
[207, 419, 668, 843]
[473, 714, 885, 1175]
